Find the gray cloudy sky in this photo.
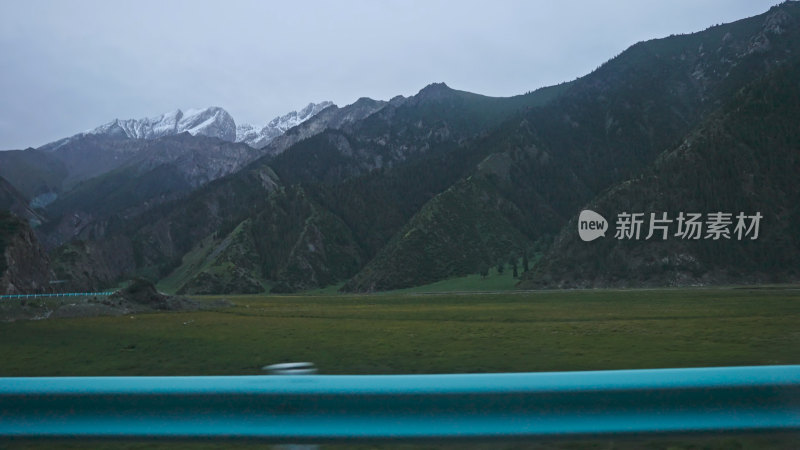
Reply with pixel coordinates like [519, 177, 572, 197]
[0, 0, 781, 149]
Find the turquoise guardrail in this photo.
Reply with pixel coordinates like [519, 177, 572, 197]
[0, 292, 116, 300]
[1, 365, 798, 441]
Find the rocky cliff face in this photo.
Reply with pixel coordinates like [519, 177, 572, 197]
[0, 212, 54, 295]
[49, 236, 135, 292]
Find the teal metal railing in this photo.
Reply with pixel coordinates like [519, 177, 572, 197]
[1, 365, 798, 440]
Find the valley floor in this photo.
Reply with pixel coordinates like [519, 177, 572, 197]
[2, 286, 798, 375]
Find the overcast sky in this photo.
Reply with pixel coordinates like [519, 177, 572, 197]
[0, 0, 782, 149]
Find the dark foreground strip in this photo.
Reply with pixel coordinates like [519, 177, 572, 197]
[0, 366, 798, 441]
[0, 292, 116, 299]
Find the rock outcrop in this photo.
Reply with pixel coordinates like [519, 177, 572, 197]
[0, 211, 54, 295]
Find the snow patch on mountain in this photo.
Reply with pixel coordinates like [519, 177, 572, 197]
[235, 101, 334, 148]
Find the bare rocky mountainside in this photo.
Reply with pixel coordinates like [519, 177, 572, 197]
[1, 3, 798, 295]
[0, 211, 53, 295]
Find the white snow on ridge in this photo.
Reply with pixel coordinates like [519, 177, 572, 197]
[34, 102, 335, 154]
[73, 102, 334, 149]
[235, 101, 335, 149]
[85, 106, 236, 142]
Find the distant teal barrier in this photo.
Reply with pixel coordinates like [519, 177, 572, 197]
[0, 292, 115, 300]
[0, 366, 798, 441]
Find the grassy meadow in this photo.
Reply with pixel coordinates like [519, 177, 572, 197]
[1, 286, 799, 377]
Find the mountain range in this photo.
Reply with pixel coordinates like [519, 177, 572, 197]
[1, 2, 798, 295]
[235, 101, 335, 148]
[0, 101, 335, 249]
[40, 101, 335, 152]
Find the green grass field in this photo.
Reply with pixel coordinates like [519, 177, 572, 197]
[303, 263, 522, 296]
[2, 287, 799, 377]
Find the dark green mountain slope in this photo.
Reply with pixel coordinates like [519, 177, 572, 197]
[305, 144, 494, 263]
[268, 82, 567, 186]
[0, 148, 67, 203]
[49, 163, 281, 291]
[38, 134, 264, 250]
[264, 83, 569, 268]
[167, 218, 267, 295]
[521, 58, 800, 288]
[56, 82, 567, 293]
[169, 182, 362, 294]
[51, 159, 363, 293]
[0, 176, 45, 227]
[344, 171, 544, 292]
[344, 2, 800, 291]
[349, 82, 566, 146]
[45, 163, 193, 220]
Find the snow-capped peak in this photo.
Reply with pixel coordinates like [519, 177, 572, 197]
[236, 101, 334, 148]
[43, 102, 333, 152]
[88, 107, 237, 142]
